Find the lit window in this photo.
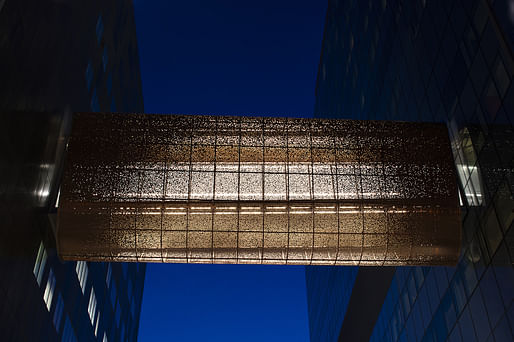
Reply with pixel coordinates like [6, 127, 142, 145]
[43, 269, 56, 311]
[33, 241, 47, 286]
[454, 128, 484, 206]
[55, 188, 61, 208]
[88, 288, 98, 326]
[53, 293, 64, 331]
[457, 164, 483, 206]
[75, 261, 88, 294]
[94, 311, 100, 337]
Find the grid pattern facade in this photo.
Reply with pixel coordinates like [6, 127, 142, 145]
[305, 267, 358, 342]
[311, 0, 514, 341]
[57, 112, 460, 265]
[0, 1, 146, 341]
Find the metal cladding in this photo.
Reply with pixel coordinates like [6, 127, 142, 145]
[57, 112, 461, 265]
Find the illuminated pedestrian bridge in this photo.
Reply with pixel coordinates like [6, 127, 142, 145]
[57, 112, 461, 265]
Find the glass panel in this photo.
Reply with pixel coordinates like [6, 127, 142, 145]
[214, 172, 238, 200]
[313, 174, 336, 199]
[289, 173, 312, 200]
[190, 171, 213, 200]
[264, 173, 286, 201]
[166, 171, 189, 200]
[239, 172, 262, 200]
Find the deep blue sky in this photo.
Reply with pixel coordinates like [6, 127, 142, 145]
[133, 1, 327, 341]
[134, 0, 326, 117]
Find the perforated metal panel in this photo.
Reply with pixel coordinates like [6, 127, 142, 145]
[57, 112, 461, 265]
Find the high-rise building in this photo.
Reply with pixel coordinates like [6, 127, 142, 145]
[0, 1, 146, 341]
[307, 0, 514, 341]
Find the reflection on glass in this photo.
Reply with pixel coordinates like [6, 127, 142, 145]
[453, 127, 484, 206]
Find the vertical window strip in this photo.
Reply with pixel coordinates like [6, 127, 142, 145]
[88, 288, 97, 325]
[62, 315, 77, 342]
[120, 323, 125, 342]
[55, 188, 61, 208]
[115, 300, 121, 327]
[94, 311, 101, 337]
[43, 269, 56, 311]
[33, 241, 47, 286]
[106, 263, 112, 287]
[110, 279, 117, 307]
[75, 261, 88, 294]
[53, 293, 64, 332]
[122, 263, 128, 279]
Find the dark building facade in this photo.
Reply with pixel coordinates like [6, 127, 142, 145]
[306, 266, 358, 342]
[307, 0, 514, 341]
[0, 1, 145, 341]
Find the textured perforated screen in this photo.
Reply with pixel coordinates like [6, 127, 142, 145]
[57, 112, 461, 265]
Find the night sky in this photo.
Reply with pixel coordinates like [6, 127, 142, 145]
[133, 1, 327, 340]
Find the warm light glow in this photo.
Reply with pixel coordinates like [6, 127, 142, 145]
[57, 113, 461, 266]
